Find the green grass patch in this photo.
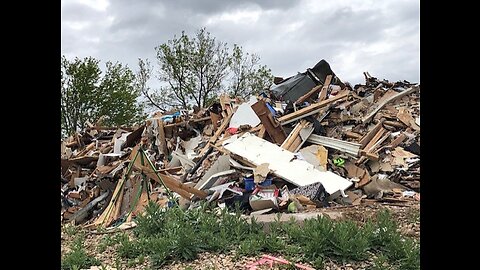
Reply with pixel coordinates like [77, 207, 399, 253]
[102, 202, 419, 269]
[62, 233, 100, 270]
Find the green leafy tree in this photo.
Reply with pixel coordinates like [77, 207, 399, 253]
[189, 28, 230, 108]
[154, 28, 231, 109]
[229, 44, 273, 99]
[155, 32, 195, 109]
[135, 58, 166, 112]
[151, 28, 272, 110]
[61, 55, 144, 137]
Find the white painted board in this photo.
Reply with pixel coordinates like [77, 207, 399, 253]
[223, 133, 352, 197]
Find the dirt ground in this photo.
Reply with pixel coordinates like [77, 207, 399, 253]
[61, 201, 420, 270]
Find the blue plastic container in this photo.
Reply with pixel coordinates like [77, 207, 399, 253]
[259, 177, 273, 186]
[244, 177, 255, 191]
[245, 177, 272, 191]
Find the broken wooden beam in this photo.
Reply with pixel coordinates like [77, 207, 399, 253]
[363, 128, 387, 152]
[258, 126, 266, 138]
[163, 116, 211, 128]
[294, 84, 323, 105]
[180, 146, 213, 182]
[384, 120, 407, 129]
[388, 133, 408, 148]
[281, 120, 313, 152]
[281, 121, 304, 151]
[75, 142, 95, 157]
[134, 164, 208, 199]
[344, 131, 363, 140]
[359, 151, 379, 161]
[210, 113, 220, 131]
[209, 113, 233, 144]
[359, 120, 385, 148]
[157, 119, 169, 156]
[279, 92, 349, 125]
[362, 86, 420, 123]
[317, 74, 332, 102]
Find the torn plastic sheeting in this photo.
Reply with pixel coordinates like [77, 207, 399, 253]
[160, 111, 181, 123]
[229, 96, 261, 128]
[270, 73, 317, 103]
[223, 132, 352, 198]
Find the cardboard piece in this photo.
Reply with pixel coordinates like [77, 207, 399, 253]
[253, 163, 270, 183]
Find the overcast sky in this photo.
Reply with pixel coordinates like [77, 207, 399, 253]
[61, 0, 419, 87]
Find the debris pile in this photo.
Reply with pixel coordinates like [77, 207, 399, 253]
[61, 59, 420, 228]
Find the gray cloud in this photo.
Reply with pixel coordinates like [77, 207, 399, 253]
[61, 0, 419, 87]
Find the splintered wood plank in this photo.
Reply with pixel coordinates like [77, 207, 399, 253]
[75, 142, 95, 157]
[359, 120, 384, 148]
[279, 92, 349, 124]
[86, 176, 127, 228]
[362, 86, 420, 123]
[363, 128, 386, 152]
[357, 169, 371, 187]
[209, 113, 233, 144]
[344, 131, 363, 140]
[134, 164, 208, 199]
[110, 185, 125, 225]
[357, 127, 387, 164]
[258, 126, 266, 138]
[157, 119, 169, 155]
[366, 131, 391, 153]
[384, 120, 407, 128]
[210, 112, 220, 131]
[199, 113, 233, 157]
[294, 84, 323, 105]
[318, 75, 333, 102]
[388, 133, 407, 148]
[163, 116, 211, 128]
[281, 121, 306, 151]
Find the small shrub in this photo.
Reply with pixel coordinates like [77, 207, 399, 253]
[63, 224, 79, 237]
[61, 234, 99, 270]
[237, 234, 264, 257]
[301, 216, 333, 260]
[372, 253, 395, 270]
[328, 220, 370, 261]
[117, 234, 143, 259]
[134, 201, 166, 237]
[397, 238, 420, 270]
